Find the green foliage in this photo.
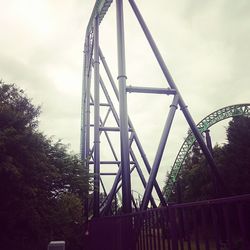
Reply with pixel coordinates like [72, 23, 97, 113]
[0, 82, 40, 130]
[167, 116, 250, 203]
[0, 81, 89, 250]
[219, 116, 250, 195]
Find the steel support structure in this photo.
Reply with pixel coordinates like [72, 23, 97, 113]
[81, 0, 226, 216]
[128, 0, 227, 206]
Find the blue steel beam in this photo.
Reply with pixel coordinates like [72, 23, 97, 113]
[141, 95, 179, 210]
[93, 15, 100, 217]
[116, 0, 132, 213]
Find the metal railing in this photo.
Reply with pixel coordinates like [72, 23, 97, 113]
[88, 194, 250, 250]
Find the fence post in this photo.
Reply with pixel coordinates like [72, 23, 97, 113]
[121, 215, 133, 250]
[169, 206, 179, 250]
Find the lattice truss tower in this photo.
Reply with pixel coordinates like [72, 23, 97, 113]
[81, 0, 224, 217]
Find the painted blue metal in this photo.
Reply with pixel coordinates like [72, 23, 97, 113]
[93, 15, 100, 217]
[116, 0, 132, 213]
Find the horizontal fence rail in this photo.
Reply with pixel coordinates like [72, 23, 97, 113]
[88, 194, 250, 250]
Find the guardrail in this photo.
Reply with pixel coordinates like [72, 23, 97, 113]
[88, 194, 250, 250]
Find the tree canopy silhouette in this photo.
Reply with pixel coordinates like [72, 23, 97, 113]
[0, 81, 88, 250]
[166, 116, 250, 202]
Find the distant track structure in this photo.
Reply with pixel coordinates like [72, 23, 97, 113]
[164, 103, 250, 200]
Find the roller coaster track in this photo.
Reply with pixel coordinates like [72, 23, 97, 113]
[164, 103, 250, 200]
[85, 0, 113, 37]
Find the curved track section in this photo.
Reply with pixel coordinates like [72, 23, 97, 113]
[86, 0, 113, 37]
[164, 103, 250, 200]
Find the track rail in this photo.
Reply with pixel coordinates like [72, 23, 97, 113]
[164, 103, 250, 200]
[85, 0, 113, 38]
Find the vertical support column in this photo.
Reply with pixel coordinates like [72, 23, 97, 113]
[85, 36, 92, 220]
[93, 15, 100, 217]
[85, 36, 91, 161]
[116, 0, 132, 214]
[205, 129, 219, 197]
[80, 44, 87, 161]
[82, 38, 89, 220]
[205, 129, 213, 154]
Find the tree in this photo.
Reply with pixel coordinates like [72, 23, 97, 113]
[0, 81, 89, 250]
[168, 142, 215, 202]
[219, 116, 250, 195]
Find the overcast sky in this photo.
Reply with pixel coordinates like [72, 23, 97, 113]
[1, 0, 250, 197]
